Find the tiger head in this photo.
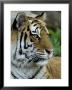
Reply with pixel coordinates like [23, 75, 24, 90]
[12, 12, 53, 66]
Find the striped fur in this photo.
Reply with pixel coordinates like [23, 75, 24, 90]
[11, 12, 60, 79]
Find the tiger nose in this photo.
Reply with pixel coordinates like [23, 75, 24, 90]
[45, 49, 53, 54]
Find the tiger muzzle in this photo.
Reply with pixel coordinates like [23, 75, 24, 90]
[45, 49, 53, 54]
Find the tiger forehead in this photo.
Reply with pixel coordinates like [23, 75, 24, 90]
[31, 19, 46, 26]
[27, 16, 46, 26]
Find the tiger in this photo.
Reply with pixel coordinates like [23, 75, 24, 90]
[11, 12, 61, 79]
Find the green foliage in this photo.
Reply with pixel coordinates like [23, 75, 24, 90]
[49, 28, 61, 56]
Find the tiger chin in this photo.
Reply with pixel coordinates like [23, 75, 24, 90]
[11, 12, 61, 79]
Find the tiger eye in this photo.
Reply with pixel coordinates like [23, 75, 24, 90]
[33, 34, 38, 38]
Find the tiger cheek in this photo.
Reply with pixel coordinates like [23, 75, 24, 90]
[39, 33, 52, 49]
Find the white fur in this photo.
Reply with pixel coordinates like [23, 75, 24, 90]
[30, 23, 41, 37]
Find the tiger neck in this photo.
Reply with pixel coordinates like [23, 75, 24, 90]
[11, 59, 46, 79]
[11, 35, 46, 79]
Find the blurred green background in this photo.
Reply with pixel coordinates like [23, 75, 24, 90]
[49, 28, 61, 56]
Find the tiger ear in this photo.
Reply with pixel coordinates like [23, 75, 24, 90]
[36, 12, 47, 21]
[11, 13, 26, 31]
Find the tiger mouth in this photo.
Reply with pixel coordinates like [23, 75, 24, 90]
[33, 49, 53, 63]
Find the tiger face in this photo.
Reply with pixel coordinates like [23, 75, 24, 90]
[12, 12, 53, 66]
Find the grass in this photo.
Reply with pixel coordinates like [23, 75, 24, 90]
[48, 28, 61, 56]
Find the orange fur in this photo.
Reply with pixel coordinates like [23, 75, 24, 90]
[44, 57, 61, 79]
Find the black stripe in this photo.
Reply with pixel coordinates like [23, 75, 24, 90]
[11, 18, 17, 30]
[36, 12, 44, 18]
[19, 32, 23, 55]
[24, 32, 28, 49]
[20, 32, 23, 48]
[11, 72, 18, 79]
[29, 66, 42, 79]
[27, 26, 30, 31]
[36, 27, 39, 30]
[31, 20, 38, 24]
[35, 27, 39, 32]
[31, 21, 34, 24]
[33, 24, 37, 26]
